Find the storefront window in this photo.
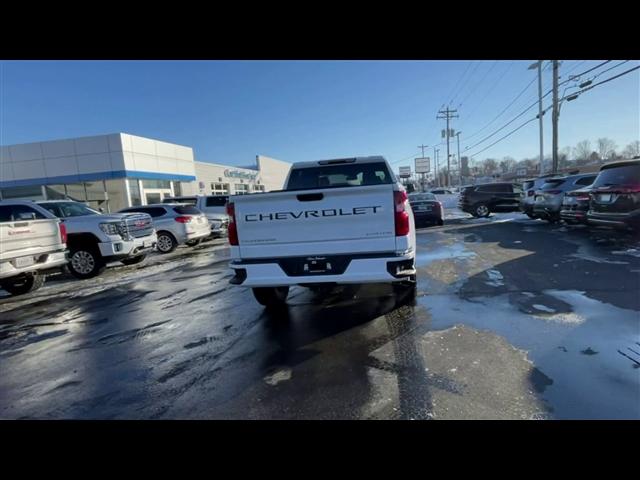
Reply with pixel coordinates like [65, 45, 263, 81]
[253, 185, 265, 192]
[105, 179, 128, 212]
[0, 185, 43, 200]
[127, 179, 142, 207]
[172, 181, 182, 197]
[84, 181, 108, 211]
[211, 183, 230, 194]
[45, 185, 67, 200]
[64, 183, 87, 202]
[142, 179, 171, 189]
[234, 184, 249, 195]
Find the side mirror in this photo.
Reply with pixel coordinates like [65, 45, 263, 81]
[99, 207, 105, 213]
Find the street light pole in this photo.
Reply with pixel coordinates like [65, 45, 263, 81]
[552, 60, 560, 174]
[529, 60, 545, 175]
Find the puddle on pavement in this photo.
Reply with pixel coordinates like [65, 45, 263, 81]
[415, 242, 477, 266]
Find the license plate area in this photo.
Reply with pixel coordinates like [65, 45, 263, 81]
[14, 256, 36, 268]
[278, 255, 352, 276]
[598, 194, 612, 202]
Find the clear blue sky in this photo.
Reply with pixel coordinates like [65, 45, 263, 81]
[1, 60, 638, 170]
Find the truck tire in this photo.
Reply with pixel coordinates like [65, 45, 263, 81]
[393, 275, 417, 302]
[252, 286, 289, 308]
[121, 254, 147, 266]
[1, 273, 46, 296]
[156, 231, 178, 253]
[68, 246, 106, 279]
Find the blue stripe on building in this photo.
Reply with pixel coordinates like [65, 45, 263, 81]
[0, 170, 197, 188]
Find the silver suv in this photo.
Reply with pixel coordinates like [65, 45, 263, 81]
[119, 204, 210, 253]
[532, 173, 597, 223]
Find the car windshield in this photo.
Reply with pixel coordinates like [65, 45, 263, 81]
[39, 202, 100, 218]
[592, 164, 640, 187]
[173, 206, 202, 215]
[410, 193, 436, 202]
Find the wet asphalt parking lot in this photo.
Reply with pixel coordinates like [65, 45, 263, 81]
[1, 214, 639, 419]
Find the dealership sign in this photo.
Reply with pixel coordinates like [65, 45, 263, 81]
[398, 166, 412, 178]
[414, 157, 430, 174]
[224, 169, 258, 180]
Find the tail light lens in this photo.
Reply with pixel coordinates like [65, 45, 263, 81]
[527, 190, 534, 197]
[59, 222, 67, 244]
[175, 216, 193, 223]
[394, 190, 410, 236]
[226, 202, 239, 246]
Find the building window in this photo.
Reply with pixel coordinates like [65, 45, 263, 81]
[0, 185, 44, 200]
[62, 183, 87, 202]
[141, 179, 171, 189]
[172, 181, 183, 197]
[105, 179, 128, 212]
[234, 184, 249, 195]
[253, 185, 265, 192]
[212, 183, 230, 195]
[127, 179, 142, 207]
[45, 185, 67, 200]
[84, 181, 108, 211]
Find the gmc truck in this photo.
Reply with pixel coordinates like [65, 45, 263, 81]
[36, 201, 157, 279]
[1, 200, 68, 295]
[227, 156, 416, 308]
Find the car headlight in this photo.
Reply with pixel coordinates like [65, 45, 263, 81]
[99, 222, 121, 236]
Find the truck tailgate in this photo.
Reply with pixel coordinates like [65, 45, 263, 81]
[0, 219, 61, 261]
[234, 184, 396, 258]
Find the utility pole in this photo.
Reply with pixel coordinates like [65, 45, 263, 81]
[529, 60, 545, 175]
[417, 144, 428, 192]
[434, 147, 440, 187]
[437, 107, 459, 187]
[552, 60, 559, 174]
[455, 132, 462, 187]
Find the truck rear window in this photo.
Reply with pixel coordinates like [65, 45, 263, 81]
[205, 196, 228, 207]
[286, 163, 393, 190]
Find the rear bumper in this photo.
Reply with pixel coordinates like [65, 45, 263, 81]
[0, 249, 68, 280]
[587, 211, 640, 229]
[229, 252, 416, 287]
[560, 210, 588, 223]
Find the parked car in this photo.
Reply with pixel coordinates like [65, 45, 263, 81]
[409, 192, 443, 227]
[36, 201, 157, 279]
[587, 160, 640, 230]
[163, 195, 228, 238]
[0, 201, 68, 295]
[458, 182, 523, 217]
[532, 173, 597, 223]
[520, 174, 557, 218]
[560, 187, 593, 225]
[227, 156, 416, 308]
[119, 204, 210, 253]
[430, 189, 453, 195]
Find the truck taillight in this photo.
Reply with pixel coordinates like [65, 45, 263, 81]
[175, 216, 193, 223]
[226, 202, 239, 246]
[527, 190, 534, 197]
[59, 222, 67, 244]
[394, 190, 410, 236]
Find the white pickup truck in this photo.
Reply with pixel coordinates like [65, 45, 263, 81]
[0, 200, 68, 295]
[227, 156, 416, 307]
[36, 201, 157, 279]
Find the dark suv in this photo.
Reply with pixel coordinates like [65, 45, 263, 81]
[587, 160, 640, 230]
[458, 182, 523, 217]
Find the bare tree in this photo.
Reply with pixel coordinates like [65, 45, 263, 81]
[573, 140, 592, 166]
[481, 158, 498, 175]
[622, 140, 640, 158]
[499, 157, 517, 173]
[597, 138, 617, 161]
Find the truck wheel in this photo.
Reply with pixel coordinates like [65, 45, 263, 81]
[1, 273, 45, 296]
[121, 254, 147, 266]
[156, 231, 177, 253]
[393, 275, 417, 302]
[68, 247, 105, 279]
[252, 286, 289, 308]
[474, 203, 490, 218]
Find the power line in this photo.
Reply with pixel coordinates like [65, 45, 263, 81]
[468, 114, 542, 159]
[450, 61, 481, 105]
[591, 60, 631, 79]
[446, 61, 474, 106]
[561, 64, 640, 101]
[561, 60, 610, 85]
[460, 61, 515, 128]
[457, 60, 499, 108]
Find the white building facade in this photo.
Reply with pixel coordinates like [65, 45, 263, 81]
[0, 133, 291, 212]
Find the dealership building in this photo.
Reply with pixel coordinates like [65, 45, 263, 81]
[0, 133, 291, 212]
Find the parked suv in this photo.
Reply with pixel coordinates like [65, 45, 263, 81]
[560, 187, 593, 225]
[119, 204, 210, 253]
[587, 160, 640, 230]
[458, 182, 523, 217]
[0, 201, 68, 295]
[36, 201, 157, 279]
[520, 174, 557, 218]
[163, 195, 228, 238]
[532, 173, 597, 223]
